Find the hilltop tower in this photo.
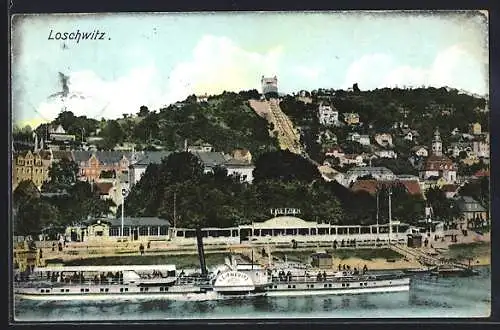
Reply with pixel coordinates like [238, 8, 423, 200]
[261, 75, 278, 96]
[431, 127, 442, 156]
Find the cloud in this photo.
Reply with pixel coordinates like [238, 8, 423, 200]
[343, 45, 488, 95]
[23, 35, 283, 123]
[168, 35, 283, 98]
[29, 64, 163, 122]
[293, 65, 323, 80]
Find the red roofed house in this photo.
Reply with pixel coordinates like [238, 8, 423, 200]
[441, 184, 460, 199]
[95, 182, 114, 199]
[94, 181, 120, 214]
[419, 128, 457, 183]
[350, 179, 422, 197]
[473, 169, 490, 178]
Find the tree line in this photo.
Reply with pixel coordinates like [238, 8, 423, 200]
[13, 150, 488, 236]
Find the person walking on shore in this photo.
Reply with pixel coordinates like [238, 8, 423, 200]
[139, 243, 144, 255]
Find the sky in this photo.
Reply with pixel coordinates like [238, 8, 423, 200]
[11, 11, 489, 128]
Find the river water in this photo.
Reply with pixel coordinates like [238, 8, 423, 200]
[13, 266, 490, 322]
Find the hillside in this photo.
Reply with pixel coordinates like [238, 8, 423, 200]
[280, 87, 489, 163]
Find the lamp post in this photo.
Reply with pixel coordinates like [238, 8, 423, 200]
[388, 188, 392, 245]
[376, 189, 380, 233]
[121, 188, 129, 238]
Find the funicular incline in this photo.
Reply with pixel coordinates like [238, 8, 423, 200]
[249, 99, 302, 154]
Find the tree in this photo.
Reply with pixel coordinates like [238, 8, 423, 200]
[264, 92, 279, 100]
[253, 150, 321, 183]
[459, 177, 490, 208]
[99, 120, 124, 148]
[425, 187, 459, 222]
[54, 111, 77, 131]
[47, 158, 79, 187]
[13, 180, 40, 208]
[340, 141, 368, 155]
[138, 105, 150, 117]
[353, 83, 360, 93]
[238, 89, 260, 100]
[160, 152, 205, 185]
[14, 200, 59, 236]
[99, 170, 116, 179]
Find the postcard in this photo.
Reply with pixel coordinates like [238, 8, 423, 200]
[10, 11, 490, 322]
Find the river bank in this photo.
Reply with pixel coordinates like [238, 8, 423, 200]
[443, 241, 491, 267]
[43, 248, 420, 271]
[29, 240, 491, 271]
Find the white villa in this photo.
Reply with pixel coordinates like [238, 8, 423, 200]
[318, 104, 339, 126]
[342, 166, 396, 187]
[347, 133, 371, 146]
[374, 133, 393, 148]
[374, 150, 398, 159]
[224, 159, 255, 183]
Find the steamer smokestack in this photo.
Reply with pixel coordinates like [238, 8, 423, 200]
[195, 228, 208, 276]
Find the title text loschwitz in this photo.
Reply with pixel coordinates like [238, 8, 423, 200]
[48, 29, 108, 43]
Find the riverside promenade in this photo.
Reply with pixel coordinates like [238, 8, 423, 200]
[15, 229, 490, 270]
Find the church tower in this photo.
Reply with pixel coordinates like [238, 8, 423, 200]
[431, 127, 442, 156]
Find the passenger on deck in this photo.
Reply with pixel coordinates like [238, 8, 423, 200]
[316, 272, 322, 281]
[363, 264, 368, 274]
[338, 264, 342, 271]
[323, 271, 327, 280]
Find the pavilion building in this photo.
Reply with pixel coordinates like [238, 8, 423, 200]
[172, 216, 431, 247]
[65, 217, 171, 242]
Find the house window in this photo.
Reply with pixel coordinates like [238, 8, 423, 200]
[95, 231, 103, 236]
[139, 227, 149, 236]
[160, 227, 168, 235]
[109, 228, 120, 236]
